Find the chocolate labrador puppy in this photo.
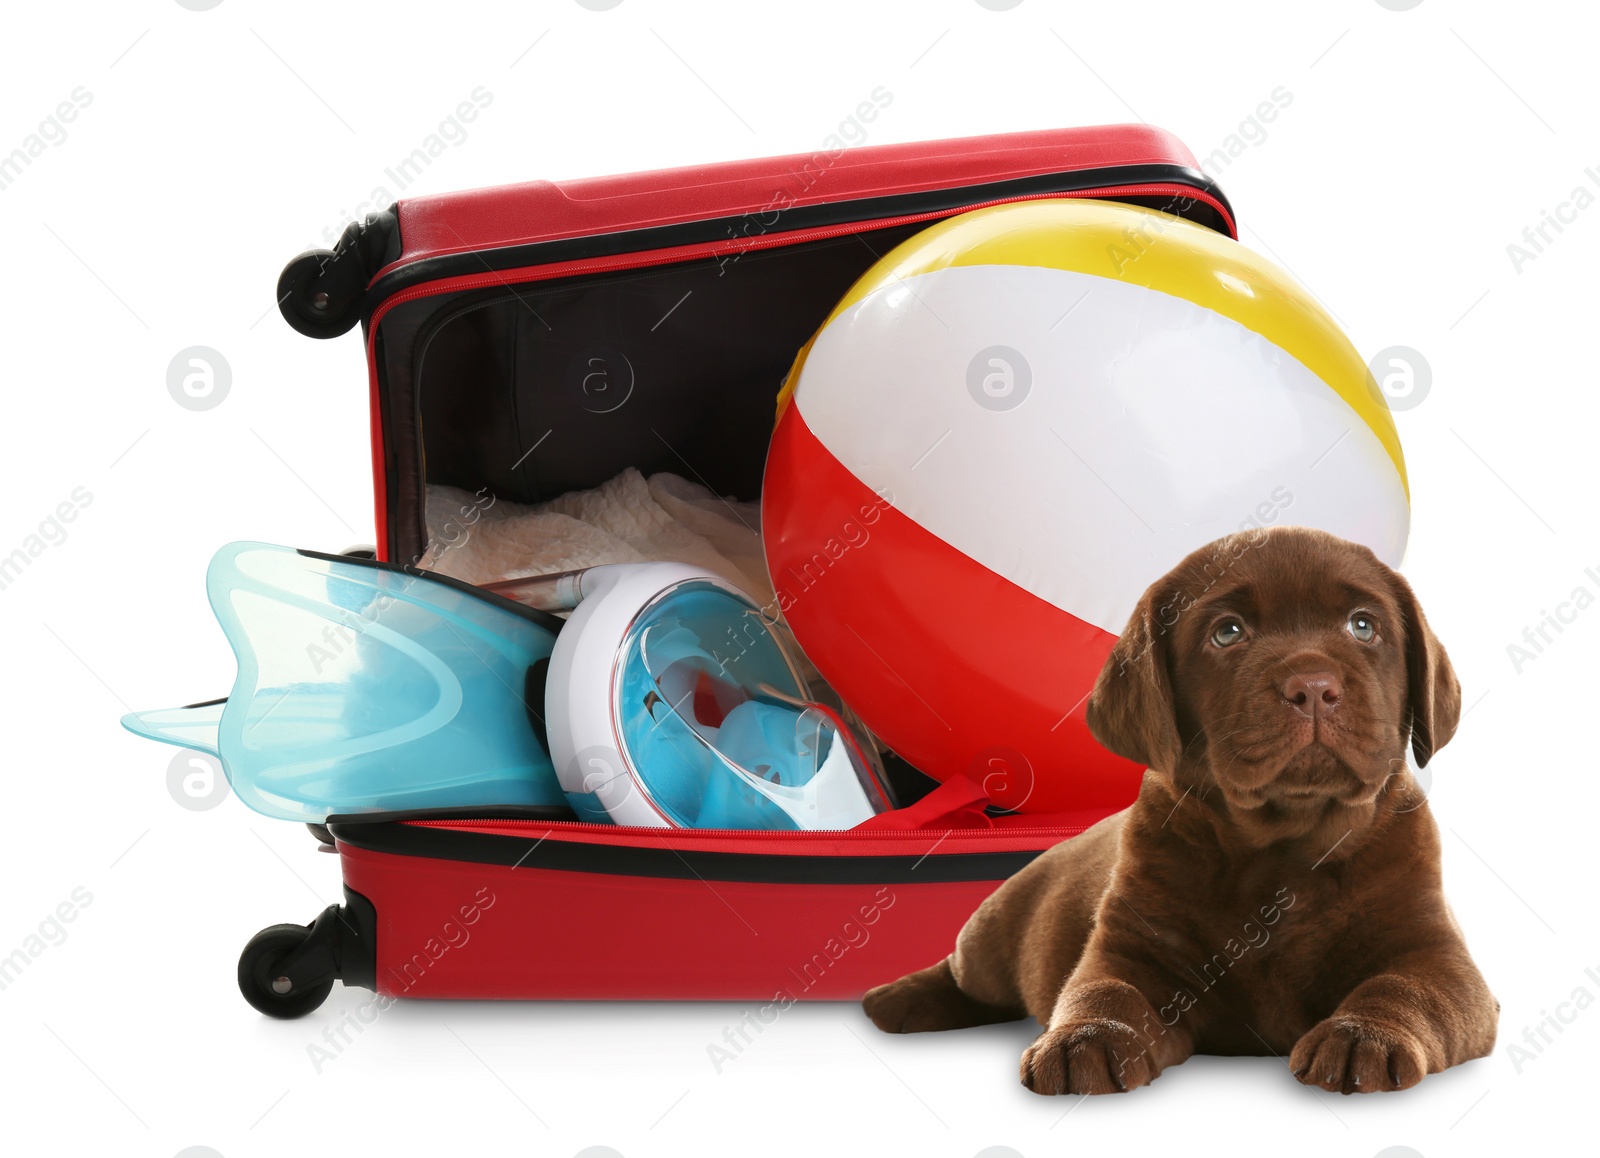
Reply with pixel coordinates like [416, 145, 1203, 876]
[863, 526, 1497, 1095]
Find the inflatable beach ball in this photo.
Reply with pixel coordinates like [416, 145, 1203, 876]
[762, 199, 1408, 814]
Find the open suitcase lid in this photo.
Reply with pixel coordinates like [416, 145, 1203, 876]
[275, 122, 1235, 567]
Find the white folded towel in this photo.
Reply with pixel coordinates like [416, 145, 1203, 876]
[423, 467, 772, 608]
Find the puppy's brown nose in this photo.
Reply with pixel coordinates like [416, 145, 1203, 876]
[1282, 671, 1342, 718]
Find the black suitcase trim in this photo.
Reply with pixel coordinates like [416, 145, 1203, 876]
[329, 820, 1047, 885]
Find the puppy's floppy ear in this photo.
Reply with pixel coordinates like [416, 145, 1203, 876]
[1086, 583, 1182, 771]
[1387, 569, 1461, 767]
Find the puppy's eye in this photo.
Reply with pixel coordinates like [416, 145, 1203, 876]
[1210, 619, 1246, 648]
[1347, 612, 1379, 643]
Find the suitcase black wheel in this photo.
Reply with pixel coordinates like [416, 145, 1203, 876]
[238, 923, 336, 1018]
[276, 251, 365, 339]
[276, 209, 399, 340]
[238, 888, 379, 1018]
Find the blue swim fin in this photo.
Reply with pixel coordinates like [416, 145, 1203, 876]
[121, 543, 565, 822]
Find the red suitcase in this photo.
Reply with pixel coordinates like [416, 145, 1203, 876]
[243, 124, 1236, 1017]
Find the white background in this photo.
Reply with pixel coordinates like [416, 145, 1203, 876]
[1, 2, 1595, 1156]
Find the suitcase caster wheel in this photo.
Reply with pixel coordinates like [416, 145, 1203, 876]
[238, 923, 336, 1019]
[277, 250, 364, 339]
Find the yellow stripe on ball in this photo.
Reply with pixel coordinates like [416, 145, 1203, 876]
[815, 199, 1406, 496]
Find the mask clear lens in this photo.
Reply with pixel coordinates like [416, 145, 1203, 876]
[616, 581, 889, 829]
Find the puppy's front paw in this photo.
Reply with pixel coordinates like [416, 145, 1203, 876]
[1020, 1020, 1157, 1096]
[1290, 1015, 1429, 1094]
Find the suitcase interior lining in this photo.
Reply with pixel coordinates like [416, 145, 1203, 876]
[377, 221, 932, 565]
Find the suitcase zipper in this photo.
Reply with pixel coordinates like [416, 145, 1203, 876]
[412, 816, 1091, 841]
